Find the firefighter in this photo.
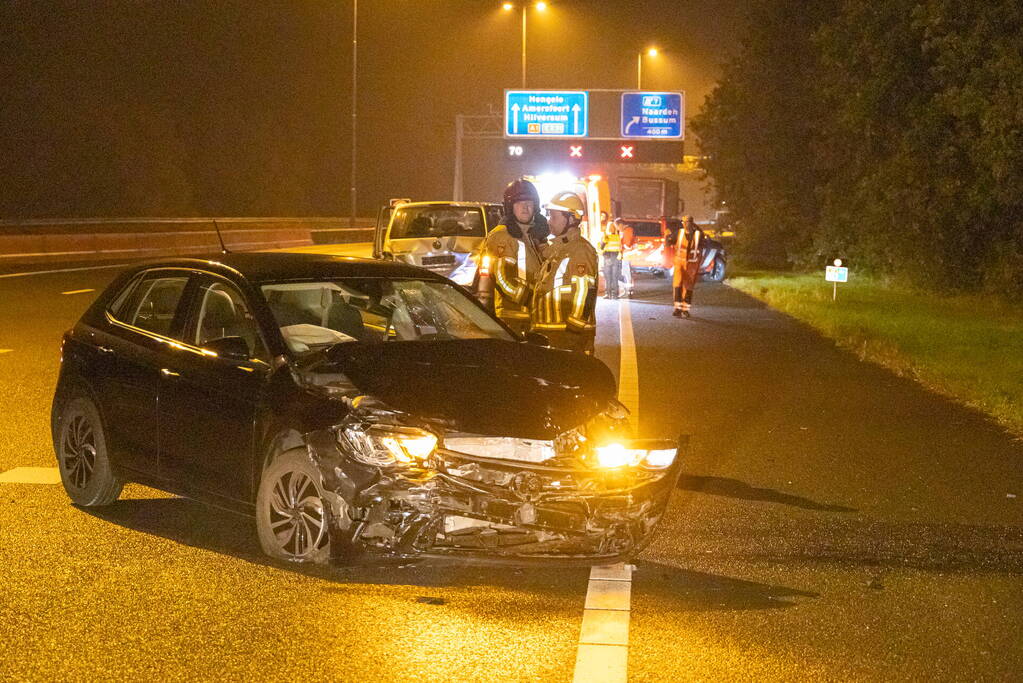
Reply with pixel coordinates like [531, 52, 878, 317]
[531, 191, 598, 354]
[667, 214, 704, 318]
[616, 217, 636, 298]
[478, 178, 550, 334]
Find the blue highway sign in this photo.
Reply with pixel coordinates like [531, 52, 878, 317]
[621, 92, 684, 139]
[505, 90, 588, 138]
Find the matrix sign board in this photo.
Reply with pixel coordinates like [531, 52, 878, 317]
[505, 90, 588, 138]
[621, 92, 684, 139]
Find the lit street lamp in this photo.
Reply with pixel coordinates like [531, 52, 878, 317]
[637, 47, 658, 89]
[503, 2, 548, 88]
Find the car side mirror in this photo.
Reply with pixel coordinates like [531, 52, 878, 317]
[202, 336, 250, 361]
[523, 331, 550, 346]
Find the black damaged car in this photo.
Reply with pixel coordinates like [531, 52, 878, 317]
[51, 253, 684, 565]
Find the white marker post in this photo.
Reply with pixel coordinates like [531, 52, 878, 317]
[825, 258, 849, 301]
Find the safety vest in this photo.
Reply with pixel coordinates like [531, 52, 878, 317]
[602, 232, 622, 253]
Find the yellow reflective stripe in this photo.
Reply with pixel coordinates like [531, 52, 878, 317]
[569, 274, 594, 327]
[494, 256, 526, 302]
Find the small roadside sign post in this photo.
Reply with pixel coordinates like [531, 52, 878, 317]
[825, 259, 849, 301]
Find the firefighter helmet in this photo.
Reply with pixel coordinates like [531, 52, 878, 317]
[545, 191, 586, 220]
[502, 177, 540, 219]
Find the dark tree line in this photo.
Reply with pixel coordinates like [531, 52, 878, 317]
[693, 0, 1023, 297]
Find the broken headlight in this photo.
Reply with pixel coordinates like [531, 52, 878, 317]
[594, 441, 677, 470]
[339, 424, 438, 466]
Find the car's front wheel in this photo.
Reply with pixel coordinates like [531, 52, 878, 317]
[256, 448, 331, 564]
[55, 397, 123, 506]
[707, 257, 726, 282]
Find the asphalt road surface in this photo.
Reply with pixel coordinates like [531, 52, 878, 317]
[1, 251, 1020, 681]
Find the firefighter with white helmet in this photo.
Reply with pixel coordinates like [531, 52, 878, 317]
[531, 191, 598, 354]
[477, 178, 550, 334]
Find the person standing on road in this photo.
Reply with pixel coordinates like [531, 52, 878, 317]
[531, 191, 598, 354]
[599, 220, 623, 299]
[479, 178, 550, 334]
[616, 218, 636, 298]
[667, 215, 704, 318]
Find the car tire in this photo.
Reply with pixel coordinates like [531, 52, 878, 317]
[708, 258, 726, 282]
[55, 397, 124, 506]
[256, 448, 331, 564]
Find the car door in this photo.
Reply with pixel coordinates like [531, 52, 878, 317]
[157, 273, 270, 505]
[93, 269, 193, 477]
[373, 205, 393, 259]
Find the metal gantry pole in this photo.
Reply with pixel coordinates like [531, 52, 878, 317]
[453, 115, 464, 201]
[349, 0, 358, 229]
[637, 53, 642, 89]
[521, 7, 527, 88]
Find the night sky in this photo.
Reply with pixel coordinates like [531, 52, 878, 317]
[1, 1, 745, 218]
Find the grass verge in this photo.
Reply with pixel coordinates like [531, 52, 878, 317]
[727, 271, 1023, 439]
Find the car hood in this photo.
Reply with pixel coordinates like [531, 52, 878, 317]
[318, 339, 617, 439]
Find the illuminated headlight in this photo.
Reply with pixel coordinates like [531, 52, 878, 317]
[594, 442, 677, 470]
[340, 424, 438, 466]
[448, 259, 478, 286]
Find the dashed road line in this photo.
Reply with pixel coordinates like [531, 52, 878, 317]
[61, 288, 95, 295]
[573, 563, 634, 683]
[0, 467, 62, 484]
[572, 299, 640, 682]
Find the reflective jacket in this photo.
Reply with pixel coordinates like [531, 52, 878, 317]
[480, 222, 548, 326]
[531, 230, 598, 352]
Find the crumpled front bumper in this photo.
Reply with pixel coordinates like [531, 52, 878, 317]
[303, 428, 687, 566]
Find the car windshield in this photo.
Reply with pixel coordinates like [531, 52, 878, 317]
[389, 206, 485, 239]
[261, 277, 513, 355]
[629, 221, 663, 237]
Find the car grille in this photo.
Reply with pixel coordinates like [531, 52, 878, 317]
[421, 254, 456, 267]
[444, 436, 556, 463]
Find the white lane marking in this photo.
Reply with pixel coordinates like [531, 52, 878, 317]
[573, 562, 634, 683]
[61, 288, 95, 295]
[0, 263, 128, 280]
[572, 302, 640, 682]
[618, 298, 639, 436]
[0, 467, 62, 484]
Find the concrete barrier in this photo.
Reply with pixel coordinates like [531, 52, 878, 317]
[0, 217, 376, 266]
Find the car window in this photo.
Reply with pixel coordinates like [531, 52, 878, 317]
[389, 206, 485, 239]
[118, 274, 189, 337]
[192, 280, 267, 360]
[261, 278, 512, 355]
[485, 206, 504, 230]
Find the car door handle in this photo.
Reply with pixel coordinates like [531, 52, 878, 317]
[160, 368, 181, 378]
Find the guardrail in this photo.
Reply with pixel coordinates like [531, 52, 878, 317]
[0, 217, 376, 266]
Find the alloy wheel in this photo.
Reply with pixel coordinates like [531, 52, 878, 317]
[61, 414, 97, 490]
[267, 470, 328, 559]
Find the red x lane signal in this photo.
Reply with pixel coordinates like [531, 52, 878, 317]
[569, 145, 583, 158]
[619, 145, 635, 159]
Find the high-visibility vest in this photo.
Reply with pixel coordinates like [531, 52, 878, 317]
[602, 232, 622, 253]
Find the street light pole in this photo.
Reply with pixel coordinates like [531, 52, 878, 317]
[349, 0, 358, 229]
[637, 52, 642, 90]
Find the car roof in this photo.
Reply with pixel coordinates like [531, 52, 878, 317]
[125, 252, 448, 284]
[393, 201, 500, 209]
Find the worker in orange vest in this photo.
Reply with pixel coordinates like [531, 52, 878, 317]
[668, 215, 704, 318]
